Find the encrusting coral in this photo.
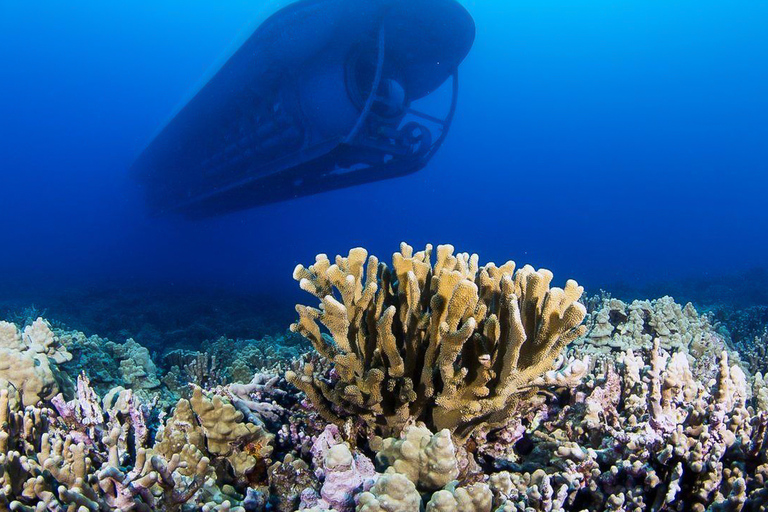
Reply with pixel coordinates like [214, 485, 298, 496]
[287, 243, 587, 439]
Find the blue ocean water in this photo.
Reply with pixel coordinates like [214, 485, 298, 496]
[1, 0, 766, 320]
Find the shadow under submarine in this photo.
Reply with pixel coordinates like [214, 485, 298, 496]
[130, 0, 476, 217]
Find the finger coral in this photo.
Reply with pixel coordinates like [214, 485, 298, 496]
[425, 481, 493, 512]
[374, 425, 459, 491]
[356, 471, 421, 512]
[286, 243, 587, 439]
[0, 318, 72, 406]
[155, 385, 274, 483]
[578, 295, 744, 382]
[0, 385, 209, 511]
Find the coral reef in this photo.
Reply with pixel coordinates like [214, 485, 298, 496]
[0, 382, 211, 511]
[202, 333, 309, 380]
[287, 244, 587, 439]
[577, 295, 745, 382]
[59, 329, 124, 395]
[107, 338, 163, 393]
[160, 334, 310, 398]
[303, 425, 378, 511]
[732, 326, 768, 376]
[161, 349, 229, 398]
[1, 286, 290, 353]
[581, 296, 707, 352]
[356, 471, 421, 512]
[1, 242, 767, 511]
[0, 324, 279, 511]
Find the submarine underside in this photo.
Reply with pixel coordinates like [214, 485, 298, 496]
[130, 0, 475, 217]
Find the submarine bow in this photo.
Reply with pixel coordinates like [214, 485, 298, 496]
[131, 0, 476, 217]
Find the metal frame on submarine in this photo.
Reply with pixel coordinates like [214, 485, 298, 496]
[130, 0, 476, 217]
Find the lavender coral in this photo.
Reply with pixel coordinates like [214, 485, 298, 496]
[287, 243, 587, 439]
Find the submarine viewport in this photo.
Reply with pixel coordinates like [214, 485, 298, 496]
[130, 0, 476, 217]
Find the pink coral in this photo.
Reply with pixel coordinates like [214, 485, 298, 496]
[305, 425, 378, 511]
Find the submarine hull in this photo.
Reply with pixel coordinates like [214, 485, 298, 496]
[130, 0, 475, 217]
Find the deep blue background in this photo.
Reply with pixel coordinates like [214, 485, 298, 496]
[1, 0, 767, 309]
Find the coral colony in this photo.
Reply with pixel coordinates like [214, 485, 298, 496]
[1, 244, 767, 511]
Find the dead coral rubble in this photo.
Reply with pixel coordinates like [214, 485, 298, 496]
[287, 243, 587, 439]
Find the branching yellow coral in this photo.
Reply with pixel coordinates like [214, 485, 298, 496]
[286, 243, 587, 439]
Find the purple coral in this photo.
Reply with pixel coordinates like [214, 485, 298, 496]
[304, 424, 378, 512]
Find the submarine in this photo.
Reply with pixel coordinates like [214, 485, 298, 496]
[130, 0, 476, 217]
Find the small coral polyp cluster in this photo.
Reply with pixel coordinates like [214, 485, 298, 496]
[287, 243, 587, 438]
[1, 243, 768, 512]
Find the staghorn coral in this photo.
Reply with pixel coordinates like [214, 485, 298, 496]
[736, 326, 768, 376]
[225, 372, 295, 429]
[161, 349, 228, 398]
[1, 304, 765, 511]
[5, 254, 768, 512]
[708, 304, 768, 371]
[482, 342, 768, 511]
[287, 243, 587, 439]
[345, 342, 768, 511]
